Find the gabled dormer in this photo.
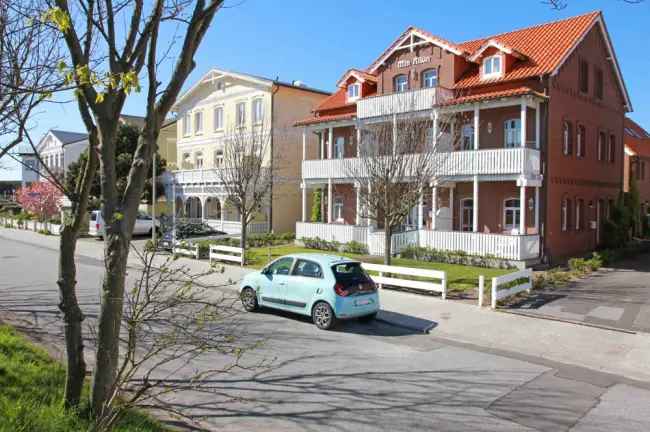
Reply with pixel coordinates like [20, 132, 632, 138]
[336, 69, 378, 103]
[468, 39, 527, 81]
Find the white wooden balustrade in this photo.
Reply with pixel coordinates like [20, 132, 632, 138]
[296, 222, 368, 244]
[357, 87, 454, 118]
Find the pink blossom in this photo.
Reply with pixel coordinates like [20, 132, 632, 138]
[16, 181, 62, 221]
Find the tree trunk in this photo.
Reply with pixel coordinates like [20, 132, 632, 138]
[57, 227, 86, 408]
[240, 212, 247, 255]
[383, 219, 392, 266]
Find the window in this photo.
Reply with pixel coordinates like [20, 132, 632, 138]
[503, 198, 521, 232]
[576, 124, 586, 157]
[598, 131, 606, 161]
[563, 121, 573, 155]
[394, 74, 408, 92]
[195, 152, 203, 169]
[292, 259, 323, 278]
[333, 196, 344, 222]
[576, 199, 584, 231]
[579, 59, 589, 94]
[422, 69, 438, 88]
[461, 124, 474, 150]
[460, 198, 473, 232]
[595, 67, 604, 100]
[561, 198, 572, 231]
[194, 111, 203, 135]
[214, 149, 224, 167]
[608, 134, 616, 163]
[334, 137, 345, 159]
[347, 83, 360, 101]
[265, 257, 294, 275]
[236, 102, 246, 127]
[482, 55, 502, 78]
[213, 106, 223, 131]
[252, 98, 264, 124]
[183, 113, 191, 136]
[182, 152, 191, 169]
[504, 119, 521, 148]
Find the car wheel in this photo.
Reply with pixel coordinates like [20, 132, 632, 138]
[358, 312, 377, 323]
[312, 301, 336, 330]
[240, 287, 259, 312]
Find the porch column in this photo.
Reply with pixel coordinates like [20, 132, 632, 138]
[473, 176, 479, 232]
[355, 184, 361, 225]
[356, 126, 361, 157]
[328, 127, 333, 159]
[534, 186, 540, 232]
[327, 178, 333, 223]
[473, 104, 480, 150]
[367, 181, 373, 228]
[449, 185, 455, 230]
[519, 185, 527, 235]
[520, 98, 527, 147]
[432, 110, 439, 149]
[417, 188, 424, 229]
[392, 114, 397, 154]
[431, 185, 438, 230]
[301, 183, 307, 222]
[535, 101, 541, 149]
[320, 131, 325, 159]
[302, 128, 307, 161]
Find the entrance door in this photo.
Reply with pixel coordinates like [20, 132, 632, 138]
[460, 199, 474, 232]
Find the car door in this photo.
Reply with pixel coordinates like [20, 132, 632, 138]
[258, 257, 294, 309]
[285, 259, 325, 314]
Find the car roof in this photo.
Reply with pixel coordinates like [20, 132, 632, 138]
[286, 253, 359, 265]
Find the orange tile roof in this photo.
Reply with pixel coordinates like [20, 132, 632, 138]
[314, 88, 353, 111]
[438, 87, 547, 107]
[625, 118, 650, 157]
[295, 112, 356, 127]
[455, 11, 600, 88]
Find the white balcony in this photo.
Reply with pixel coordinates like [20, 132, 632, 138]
[357, 87, 454, 119]
[302, 147, 541, 181]
[172, 169, 222, 184]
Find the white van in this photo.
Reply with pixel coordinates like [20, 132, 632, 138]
[89, 210, 160, 238]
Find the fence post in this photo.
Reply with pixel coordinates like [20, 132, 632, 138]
[441, 274, 447, 300]
[378, 271, 383, 290]
[478, 275, 484, 307]
[491, 277, 498, 309]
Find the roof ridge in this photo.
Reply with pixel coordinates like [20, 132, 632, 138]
[458, 10, 600, 46]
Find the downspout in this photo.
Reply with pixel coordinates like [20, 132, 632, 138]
[540, 74, 551, 265]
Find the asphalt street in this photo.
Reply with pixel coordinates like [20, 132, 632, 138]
[2, 233, 650, 431]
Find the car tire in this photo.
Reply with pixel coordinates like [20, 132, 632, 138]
[312, 301, 336, 330]
[240, 287, 259, 312]
[358, 312, 377, 323]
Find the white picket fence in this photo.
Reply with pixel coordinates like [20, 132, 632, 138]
[1, 217, 61, 235]
[367, 230, 419, 256]
[487, 268, 533, 308]
[209, 244, 244, 266]
[362, 262, 447, 299]
[173, 243, 200, 259]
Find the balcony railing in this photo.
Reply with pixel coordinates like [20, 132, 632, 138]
[357, 87, 454, 119]
[302, 147, 541, 181]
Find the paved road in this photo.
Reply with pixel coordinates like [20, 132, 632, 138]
[2, 233, 650, 431]
[509, 254, 650, 333]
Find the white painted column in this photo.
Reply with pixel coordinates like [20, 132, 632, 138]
[431, 185, 438, 230]
[320, 131, 325, 159]
[473, 176, 479, 232]
[449, 186, 455, 230]
[356, 126, 361, 157]
[417, 188, 424, 229]
[520, 98, 527, 147]
[534, 186, 540, 233]
[520, 185, 527, 235]
[432, 110, 439, 150]
[302, 128, 307, 161]
[535, 101, 541, 149]
[301, 183, 307, 222]
[327, 178, 333, 223]
[328, 127, 333, 159]
[392, 114, 397, 154]
[355, 184, 361, 226]
[473, 104, 480, 150]
[367, 181, 372, 228]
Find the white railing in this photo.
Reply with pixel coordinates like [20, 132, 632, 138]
[205, 219, 269, 235]
[302, 148, 540, 181]
[209, 244, 244, 266]
[172, 169, 222, 184]
[362, 262, 447, 299]
[489, 268, 533, 308]
[296, 222, 368, 244]
[357, 87, 454, 119]
[368, 230, 418, 256]
[419, 230, 540, 261]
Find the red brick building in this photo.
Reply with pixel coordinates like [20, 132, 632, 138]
[296, 11, 631, 265]
[624, 118, 650, 218]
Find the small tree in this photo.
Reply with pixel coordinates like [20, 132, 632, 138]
[311, 189, 322, 222]
[15, 180, 62, 221]
[217, 125, 273, 253]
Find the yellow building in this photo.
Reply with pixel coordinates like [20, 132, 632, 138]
[170, 68, 329, 234]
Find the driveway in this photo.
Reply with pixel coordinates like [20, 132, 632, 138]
[509, 253, 650, 333]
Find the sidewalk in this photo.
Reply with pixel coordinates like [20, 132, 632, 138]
[3, 226, 650, 383]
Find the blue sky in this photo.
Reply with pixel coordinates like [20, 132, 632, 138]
[2, 0, 649, 180]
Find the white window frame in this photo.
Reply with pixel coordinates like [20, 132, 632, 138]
[347, 83, 360, 102]
[236, 102, 246, 127]
[334, 137, 345, 159]
[576, 199, 583, 231]
[194, 111, 203, 135]
[394, 74, 408, 93]
[252, 98, 264, 124]
[194, 151, 204, 169]
[213, 106, 224, 131]
[503, 198, 521, 233]
[333, 196, 344, 222]
[422, 69, 438, 88]
[563, 121, 572, 156]
[504, 118, 521, 148]
[182, 152, 192, 169]
[460, 198, 474, 232]
[214, 149, 224, 167]
[482, 55, 502, 79]
[183, 113, 191, 136]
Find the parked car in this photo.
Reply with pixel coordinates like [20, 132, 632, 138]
[158, 221, 227, 250]
[239, 254, 380, 330]
[88, 210, 160, 238]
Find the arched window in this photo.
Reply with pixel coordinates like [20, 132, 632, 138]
[214, 149, 224, 167]
[563, 121, 573, 156]
[422, 69, 438, 88]
[394, 74, 408, 93]
[598, 131, 606, 161]
[503, 198, 521, 232]
[504, 119, 521, 148]
[334, 137, 345, 159]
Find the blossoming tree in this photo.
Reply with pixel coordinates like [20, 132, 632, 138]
[16, 181, 62, 222]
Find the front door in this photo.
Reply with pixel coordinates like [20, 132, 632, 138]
[285, 259, 325, 312]
[258, 257, 294, 308]
[461, 199, 474, 232]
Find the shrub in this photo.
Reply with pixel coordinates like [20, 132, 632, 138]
[144, 240, 156, 252]
[342, 240, 368, 255]
[301, 236, 341, 251]
[37, 228, 52, 236]
[400, 245, 515, 269]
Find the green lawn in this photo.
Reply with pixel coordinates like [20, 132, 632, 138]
[246, 245, 512, 294]
[0, 325, 165, 432]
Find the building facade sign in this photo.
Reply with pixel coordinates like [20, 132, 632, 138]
[397, 56, 431, 69]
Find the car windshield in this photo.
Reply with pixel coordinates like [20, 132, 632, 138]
[332, 262, 369, 283]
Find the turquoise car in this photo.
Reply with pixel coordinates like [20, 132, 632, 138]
[239, 253, 380, 330]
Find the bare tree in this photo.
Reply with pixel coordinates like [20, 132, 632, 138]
[542, 0, 643, 9]
[217, 125, 274, 254]
[346, 108, 458, 265]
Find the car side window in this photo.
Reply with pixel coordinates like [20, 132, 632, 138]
[266, 257, 294, 276]
[292, 259, 323, 279]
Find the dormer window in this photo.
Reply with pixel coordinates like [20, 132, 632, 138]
[482, 55, 502, 79]
[347, 83, 360, 102]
